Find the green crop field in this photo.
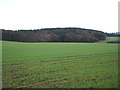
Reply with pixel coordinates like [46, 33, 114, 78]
[98, 37, 120, 43]
[2, 41, 119, 88]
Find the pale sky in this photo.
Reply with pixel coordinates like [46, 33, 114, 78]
[0, 0, 119, 33]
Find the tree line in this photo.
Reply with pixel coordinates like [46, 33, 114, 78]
[105, 32, 120, 37]
[1, 27, 106, 42]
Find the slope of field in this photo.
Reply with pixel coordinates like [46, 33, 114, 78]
[98, 37, 120, 43]
[2, 41, 118, 88]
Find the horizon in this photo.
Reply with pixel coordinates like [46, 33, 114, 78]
[0, 27, 119, 33]
[0, 0, 119, 33]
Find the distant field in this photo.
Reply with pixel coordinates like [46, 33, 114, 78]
[98, 37, 120, 43]
[2, 41, 119, 88]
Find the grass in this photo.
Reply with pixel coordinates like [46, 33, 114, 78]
[98, 37, 120, 43]
[2, 40, 119, 88]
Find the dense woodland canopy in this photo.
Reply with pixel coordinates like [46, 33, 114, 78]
[1, 27, 107, 42]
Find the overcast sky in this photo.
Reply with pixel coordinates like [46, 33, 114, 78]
[0, 0, 119, 32]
